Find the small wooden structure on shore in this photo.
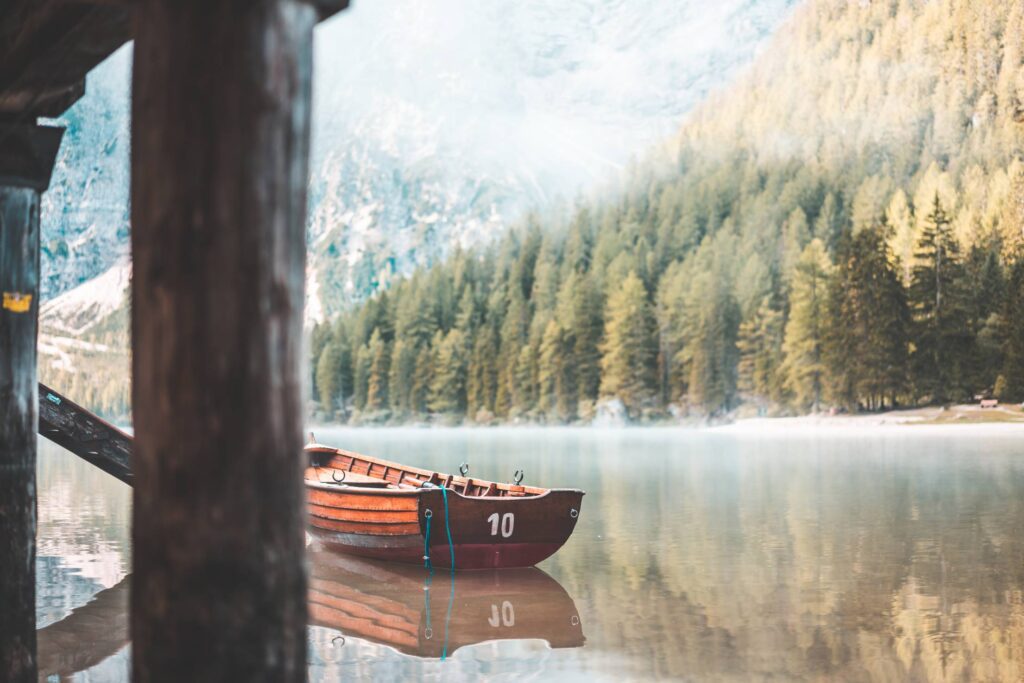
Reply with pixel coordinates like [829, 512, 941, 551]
[0, 2, 349, 681]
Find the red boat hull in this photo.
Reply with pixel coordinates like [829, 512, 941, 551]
[308, 528, 572, 570]
[305, 445, 584, 570]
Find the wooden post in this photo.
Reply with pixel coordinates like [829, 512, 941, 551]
[130, 1, 317, 680]
[0, 122, 63, 683]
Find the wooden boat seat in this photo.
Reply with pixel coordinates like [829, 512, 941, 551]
[313, 470, 392, 488]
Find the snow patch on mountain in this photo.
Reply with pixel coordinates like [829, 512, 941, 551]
[41, 256, 131, 336]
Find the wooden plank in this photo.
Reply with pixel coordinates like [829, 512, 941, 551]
[306, 503, 418, 524]
[0, 0, 350, 117]
[37, 383, 132, 485]
[306, 488, 420, 511]
[0, 1, 129, 116]
[309, 517, 421, 536]
[311, 470, 392, 487]
[0, 123, 62, 683]
[129, 2, 322, 680]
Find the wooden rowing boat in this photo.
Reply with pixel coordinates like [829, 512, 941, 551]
[34, 383, 583, 570]
[307, 546, 585, 658]
[305, 441, 584, 570]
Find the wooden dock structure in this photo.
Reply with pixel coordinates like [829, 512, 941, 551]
[0, 2, 349, 680]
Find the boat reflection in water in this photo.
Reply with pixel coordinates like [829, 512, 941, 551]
[307, 542, 585, 660]
[36, 545, 584, 679]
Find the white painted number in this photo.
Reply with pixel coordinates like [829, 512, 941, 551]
[487, 512, 515, 538]
[489, 601, 516, 627]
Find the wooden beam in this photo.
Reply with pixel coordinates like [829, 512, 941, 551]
[130, 1, 319, 680]
[0, 0, 347, 117]
[38, 382, 133, 486]
[0, 123, 63, 683]
[0, 1, 131, 117]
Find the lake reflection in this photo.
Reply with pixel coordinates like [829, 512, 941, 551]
[36, 427, 1024, 681]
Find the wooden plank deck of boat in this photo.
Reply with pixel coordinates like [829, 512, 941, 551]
[310, 471, 395, 488]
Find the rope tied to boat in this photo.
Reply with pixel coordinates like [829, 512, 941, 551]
[440, 486, 455, 569]
[422, 484, 457, 661]
[422, 485, 456, 572]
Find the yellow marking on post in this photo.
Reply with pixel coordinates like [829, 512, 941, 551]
[2, 292, 32, 313]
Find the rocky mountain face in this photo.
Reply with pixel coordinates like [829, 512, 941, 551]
[36, 0, 798, 417]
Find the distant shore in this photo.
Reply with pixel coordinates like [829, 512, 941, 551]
[718, 403, 1024, 435]
[306, 403, 1024, 433]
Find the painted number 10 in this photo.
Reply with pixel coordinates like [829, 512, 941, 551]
[487, 512, 514, 538]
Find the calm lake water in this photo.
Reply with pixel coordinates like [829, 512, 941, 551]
[35, 426, 1024, 682]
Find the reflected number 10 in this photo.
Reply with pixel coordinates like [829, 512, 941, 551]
[487, 512, 514, 537]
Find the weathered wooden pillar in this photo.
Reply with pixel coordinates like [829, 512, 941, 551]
[0, 122, 63, 683]
[130, 1, 319, 680]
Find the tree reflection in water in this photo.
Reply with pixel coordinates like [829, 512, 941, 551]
[35, 429, 1024, 681]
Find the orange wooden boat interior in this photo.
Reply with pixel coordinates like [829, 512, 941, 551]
[305, 442, 584, 570]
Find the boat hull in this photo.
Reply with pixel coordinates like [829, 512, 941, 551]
[306, 486, 583, 570]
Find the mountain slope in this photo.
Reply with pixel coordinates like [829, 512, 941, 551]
[309, 0, 1024, 424]
[37, 1, 799, 419]
[41, 0, 798, 306]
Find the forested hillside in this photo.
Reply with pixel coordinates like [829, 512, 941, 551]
[310, 0, 1024, 423]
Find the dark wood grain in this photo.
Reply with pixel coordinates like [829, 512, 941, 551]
[0, 186, 40, 683]
[0, 0, 349, 117]
[38, 382, 133, 485]
[0, 1, 130, 116]
[130, 1, 317, 680]
[0, 123, 62, 683]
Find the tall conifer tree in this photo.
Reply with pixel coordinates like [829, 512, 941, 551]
[908, 195, 973, 403]
[599, 271, 657, 416]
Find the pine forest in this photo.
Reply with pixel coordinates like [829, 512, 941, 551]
[310, 0, 1024, 424]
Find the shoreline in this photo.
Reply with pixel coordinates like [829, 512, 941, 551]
[307, 403, 1024, 436]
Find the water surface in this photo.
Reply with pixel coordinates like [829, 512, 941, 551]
[36, 427, 1024, 681]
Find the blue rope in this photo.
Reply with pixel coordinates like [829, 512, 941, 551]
[440, 486, 455, 570]
[422, 486, 457, 660]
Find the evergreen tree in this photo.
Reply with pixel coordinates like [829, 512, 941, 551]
[466, 325, 499, 418]
[353, 342, 372, 411]
[410, 343, 433, 414]
[537, 320, 576, 421]
[365, 330, 390, 411]
[576, 276, 604, 405]
[315, 342, 345, 415]
[388, 338, 416, 414]
[996, 259, 1024, 401]
[736, 299, 786, 412]
[680, 269, 740, 415]
[825, 225, 910, 410]
[310, 322, 332, 399]
[599, 271, 657, 416]
[780, 208, 811, 285]
[908, 195, 974, 403]
[511, 344, 537, 416]
[781, 239, 832, 412]
[429, 329, 467, 414]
